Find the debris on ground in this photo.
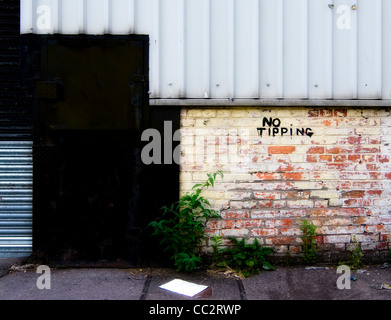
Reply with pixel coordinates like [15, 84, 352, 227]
[380, 262, 391, 269]
[8, 264, 37, 273]
[370, 283, 391, 290]
[159, 279, 210, 298]
[305, 266, 330, 270]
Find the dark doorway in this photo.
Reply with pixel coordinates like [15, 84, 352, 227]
[30, 35, 162, 265]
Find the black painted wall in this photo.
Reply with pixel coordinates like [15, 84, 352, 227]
[0, 0, 33, 140]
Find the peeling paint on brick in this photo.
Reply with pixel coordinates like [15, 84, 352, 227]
[181, 107, 391, 262]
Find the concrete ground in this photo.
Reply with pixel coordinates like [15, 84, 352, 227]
[0, 257, 390, 301]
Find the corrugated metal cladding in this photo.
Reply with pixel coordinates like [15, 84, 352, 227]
[0, 0, 33, 257]
[21, 0, 391, 102]
[0, 142, 32, 257]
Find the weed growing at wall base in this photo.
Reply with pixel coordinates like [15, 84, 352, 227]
[300, 219, 318, 265]
[148, 171, 224, 272]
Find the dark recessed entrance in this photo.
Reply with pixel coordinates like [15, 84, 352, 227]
[25, 35, 179, 266]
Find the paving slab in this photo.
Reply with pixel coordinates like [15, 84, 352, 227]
[242, 265, 391, 300]
[0, 258, 390, 301]
[0, 267, 147, 300]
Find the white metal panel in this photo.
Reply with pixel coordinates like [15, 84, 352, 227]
[357, 0, 382, 99]
[160, 0, 184, 98]
[84, 0, 109, 34]
[110, 0, 135, 34]
[235, 0, 259, 98]
[210, 0, 233, 99]
[59, 0, 84, 34]
[20, 0, 33, 33]
[332, 0, 358, 99]
[134, 0, 160, 98]
[308, 0, 333, 99]
[259, 0, 283, 98]
[382, 0, 391, 99]
[20, 0, 391, 102]
[283, 0, 308, 99]
[184, 0, 207, 98]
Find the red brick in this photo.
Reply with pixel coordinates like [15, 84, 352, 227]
[376, 242, 388, 250]
[255, 172, 281, 180]
[207, 220, 235, 229]
[333, 155, 347, 162]
[348, 155, 361, 162]
[326, 163, 350, 170]
[308, 110, 319, 117]
[275, 219, 293, 227]
[251, 228, 276, 237]
[277, 163, 296, 171]
[319, 109, 333, 117]
[377, 155, 390, 163]
[220, 210, 251, 219]
[343, 198, 370, 207]
[362, 155, 375, 162]
[326, 147, 341, 154]
[319, 155, 332, 162]
[230, 201, 258, 209]
[266, 236, 294, 245]
[341, 190, 365, 198]
[369, 137, 381, 144]
[251, 210, 280, 218]
[366, 164, 380, 171]
[280, 227, 301, 236]
[288, 246, 301, 253]
[367, 190, 382, 196]
[281, 191, 310, 199]
[258, 200, 273, 208]
[268, 146, 296, 154]
[306, 155, 318, 162]
[310, 208, 340, 217]
[236, 219, 264, 228]
[334, 109, 347, 117]
[254, 192, 280, 200]
[340, 136, 367, 145]
[281, 172, 304, 181]
[307, 146, 325, 154]
[354, 146, 380, 153]
[369, 172, 381, 180]
[344, 208, 365, 216]
[323, 119, 337, 126]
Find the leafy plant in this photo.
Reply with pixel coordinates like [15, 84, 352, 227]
[148, 171, 223, 272]
[300, 219, 318, 265]
[210, 235, 224, 266]
[222, 237, 274, 277]
[349, 236, 363, 270]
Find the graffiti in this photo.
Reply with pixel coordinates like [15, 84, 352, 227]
[257, 117, 314, 138]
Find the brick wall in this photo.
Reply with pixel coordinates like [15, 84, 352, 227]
[180, 107, 391, 262]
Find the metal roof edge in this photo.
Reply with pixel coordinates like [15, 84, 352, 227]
[149, 99, 391, 108]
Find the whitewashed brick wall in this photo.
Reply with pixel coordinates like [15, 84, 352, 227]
[180, 107, 391, 261]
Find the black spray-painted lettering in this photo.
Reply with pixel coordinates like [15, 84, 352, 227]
[257, 117, 314, 138]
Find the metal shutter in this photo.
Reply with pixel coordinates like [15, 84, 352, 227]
[0, 0, 33, 257]
[0, 141, 32, 257]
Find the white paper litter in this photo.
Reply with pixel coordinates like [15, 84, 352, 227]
[159, 279, 208, 297]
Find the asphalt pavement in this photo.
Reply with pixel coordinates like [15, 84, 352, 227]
[0, 257, 390, 301]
